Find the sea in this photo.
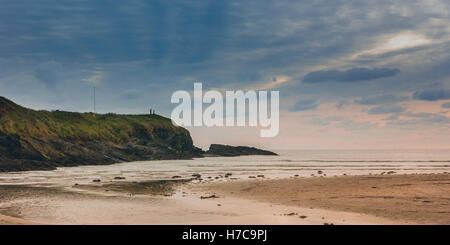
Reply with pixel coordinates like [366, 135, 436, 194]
[0, 149, 449, 186]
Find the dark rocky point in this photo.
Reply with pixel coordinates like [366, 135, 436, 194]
[205, 144, 277, 157]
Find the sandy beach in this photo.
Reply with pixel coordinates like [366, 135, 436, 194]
[0, 214, 38, 225]
[1, 173, 449, 225]
[199, 173, 450, 224]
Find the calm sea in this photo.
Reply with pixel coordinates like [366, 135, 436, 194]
[0, 149, 449, 187]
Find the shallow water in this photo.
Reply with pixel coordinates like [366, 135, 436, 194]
[0, 149, 449, 187]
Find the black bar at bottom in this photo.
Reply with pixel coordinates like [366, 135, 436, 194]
[0, 225, 446, 244]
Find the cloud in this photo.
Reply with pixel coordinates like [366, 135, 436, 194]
[383, 114, 399, 121]
[1, 0, 450, 148]
[303, 67, 400, 83]
[336, 100, 349, 109]
[368, 105, 405, 114]
[82, 69, 104, 85]
[33, 61, 63, 90]
[356, 32, 433, 58]
[289, 99, 318, 111]
[412, 89, 450, 101]
[442, 102, 450, 108]
[120, 90, 140, 100]
[382, 112, 450, 127]
[389, 113, 450, 126]
[354, 94, 409, 105]
[404, 112, 435, 118]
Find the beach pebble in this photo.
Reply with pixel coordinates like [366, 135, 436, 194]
[92, 179, 101, 182]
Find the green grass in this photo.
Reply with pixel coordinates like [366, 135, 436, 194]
[0, 96, 187, 142]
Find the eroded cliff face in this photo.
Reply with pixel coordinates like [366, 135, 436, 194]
[0, 97, 203, 172]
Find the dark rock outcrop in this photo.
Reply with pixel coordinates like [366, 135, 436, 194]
[205, 144, 277, 157]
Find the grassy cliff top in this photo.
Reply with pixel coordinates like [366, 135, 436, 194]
[0, 96, 187, 142]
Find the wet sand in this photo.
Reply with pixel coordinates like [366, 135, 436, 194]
[200, 173, 450, 224]
[0, 214, 38, 225]
[1, 173, 449, 225]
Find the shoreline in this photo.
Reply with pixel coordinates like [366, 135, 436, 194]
[1, 173, 449, 225]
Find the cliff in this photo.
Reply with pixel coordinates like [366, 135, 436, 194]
[0, 97, 203, 172]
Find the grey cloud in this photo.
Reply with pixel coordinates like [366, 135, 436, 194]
[388, 114, 450, 127]
[368, 105, 405, 114]
[442, 102, 450, 108]
[336, 100, 349, 109]
[383, 114, 400, 121]
[1, 0, 449, 122]
[303, 67, 400, 83]
[404, 112, 449, 123]
[354, 94, 409, 105]
[412, 89, 450, 101]
[404, 112, 434, 118]
[306, 116, 343, 126]
[290, 99, 318, 111]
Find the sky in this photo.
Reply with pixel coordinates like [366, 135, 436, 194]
[0, 0, 449, 150]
